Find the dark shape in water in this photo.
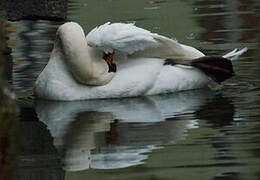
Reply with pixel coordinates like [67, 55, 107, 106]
[165, 56, 234, 83]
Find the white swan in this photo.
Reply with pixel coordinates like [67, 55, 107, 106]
[35, 22, 247, 100]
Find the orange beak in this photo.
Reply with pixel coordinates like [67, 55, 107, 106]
[105, 51, 115, 67]
[104, 51, 117, 72]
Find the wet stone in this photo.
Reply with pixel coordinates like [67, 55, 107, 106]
[2, 0, 67, 21]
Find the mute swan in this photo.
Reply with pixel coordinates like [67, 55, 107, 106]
[35, 22, 247, 101]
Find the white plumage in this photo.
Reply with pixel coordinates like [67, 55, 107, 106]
[87, 22, 158, 54]
[35, 22, 247, 101]
[87, 22, 204, 60]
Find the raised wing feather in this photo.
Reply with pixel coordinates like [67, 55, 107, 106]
[86, 22, 204, 60]
[133, 33, 204, 60]
[87, 22, 158, 54]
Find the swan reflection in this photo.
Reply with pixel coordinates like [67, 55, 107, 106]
[36, 90, 213, 171]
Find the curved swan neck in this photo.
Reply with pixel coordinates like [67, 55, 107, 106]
[57, 22, 94, 84]
[55, 22, 114, 86]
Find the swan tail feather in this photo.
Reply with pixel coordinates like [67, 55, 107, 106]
[190, 56, 235, 83]
[223, 47, 248, 61]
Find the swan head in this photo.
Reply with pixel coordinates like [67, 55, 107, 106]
[55, 22, 116, 86]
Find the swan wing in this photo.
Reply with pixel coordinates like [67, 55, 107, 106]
[86, 22, 157, 54]
[86, 22, 204, 60]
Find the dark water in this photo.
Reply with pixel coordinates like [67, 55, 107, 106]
[2, 0, 260, 179]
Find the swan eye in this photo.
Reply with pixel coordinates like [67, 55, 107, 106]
[103, 52, 117, 73]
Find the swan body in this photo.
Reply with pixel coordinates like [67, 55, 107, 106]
[35, 22, 247, 101]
